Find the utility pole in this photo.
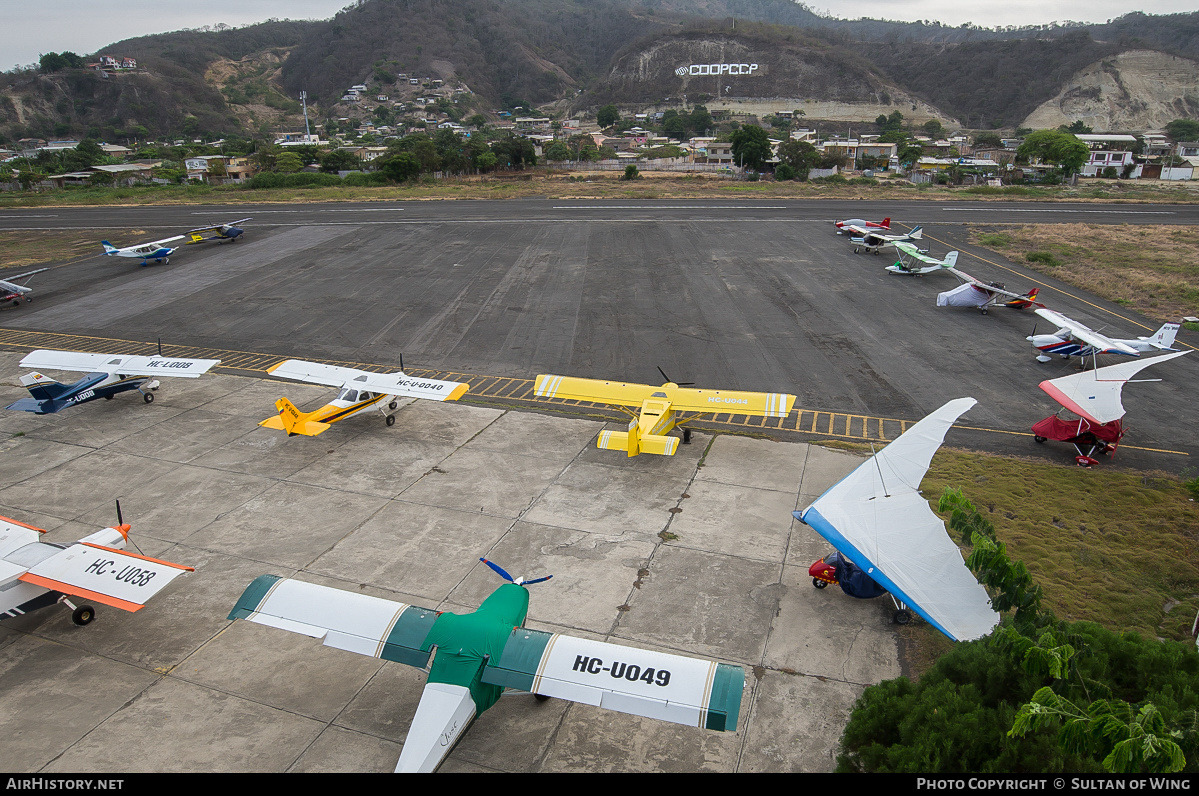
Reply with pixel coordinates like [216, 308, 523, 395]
[300, 91, 311, 141]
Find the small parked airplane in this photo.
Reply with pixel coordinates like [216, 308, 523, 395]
[101, 235, 185, 266]
[260, 359, 469, 436]
[534, 370, 796, 456]
[1028, 308, 1180, 363]
[186, 217, 252, 244]
[228, 558, 744, 772]
[885, 242, 958, 275]
[936, 268, 1042, 315]
[5, 349, 220, 414]
[1, 504, 193, 626]
[834, 216, 890, 234]
[1, 267, 49, 307]
[847, 225, 923, 255]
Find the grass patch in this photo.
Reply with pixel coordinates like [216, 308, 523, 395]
[0, 229, 148, 268]
[922, 449, 1199, 642]
[969, 223, 1199, 322]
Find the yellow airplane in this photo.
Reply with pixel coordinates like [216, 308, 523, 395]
[534, 371, 796, 456]
[260, 359, 468, 437]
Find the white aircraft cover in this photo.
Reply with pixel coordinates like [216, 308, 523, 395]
[268, 359, 468, 401]
[20, 542, 192, 611]
[1039, 350, 1189, 425]
[798, 398, 999, 642]
[19, 350, 219, 377]
[937, 282, 988, 308]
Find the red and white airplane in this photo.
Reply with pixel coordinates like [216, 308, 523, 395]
[834, 216, 890, 234]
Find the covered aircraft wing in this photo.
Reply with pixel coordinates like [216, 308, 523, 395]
[267, 360, 468, 401]
[1034, 309, 1139, 357]
[483, 630, 744, 731]
[187, 217, 251, 234]
[1038, 350, 1189, 425]
[19, 350, 219, 377]
[796, 398, 999, 642]
[228, 575, 439, 668]
[20, 543, 193, 612]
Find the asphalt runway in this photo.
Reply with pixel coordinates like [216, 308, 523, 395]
[1, 199, 1195, 472]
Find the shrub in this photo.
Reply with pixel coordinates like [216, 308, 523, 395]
[247, 172, 342, 189]
[774, 163, 797, 181]
[1026, 251, 1062, 268]
[621, 164, 640, 180]
[341, 171, 390, 187]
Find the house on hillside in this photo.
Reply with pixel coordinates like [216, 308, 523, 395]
[1076, 134, 1141, 178]
[184, 155, 254, 184]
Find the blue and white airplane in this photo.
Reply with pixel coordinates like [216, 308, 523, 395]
[6, 349, 219, 414]
[1027, 308, 1179, 363]
[101, 235, 185, 266]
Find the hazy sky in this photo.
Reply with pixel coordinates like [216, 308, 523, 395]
[6, 1, 1197, 71]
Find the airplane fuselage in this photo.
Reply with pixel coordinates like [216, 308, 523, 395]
[6, 371, 158, 414]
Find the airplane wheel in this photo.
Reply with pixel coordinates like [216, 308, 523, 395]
[72, 605, 95, 626]
[534, 693, 551, 702]
[1034, 436, 1046, 443]
[893, 609, 912, 625]
[385, 414, 396, 427]
[104, 395, 114, 400]
[11, 299, 19, 307]
[143, 392, 154, 404]
[813, 579, 828, 589]
[388, 400, 398, 410]
[874, 250, 880, 255]
[981, 309, 988, 315]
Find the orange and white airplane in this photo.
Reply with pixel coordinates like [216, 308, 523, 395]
[260, 359, 469, 436]
[534, 371, 796, 456]
[0, 505, 193, 626]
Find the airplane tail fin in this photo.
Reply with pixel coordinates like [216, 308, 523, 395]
[1147, 323, 1181, 350]
[101, 241, 119, 255]
[19, 371, 69, 401]
[259, 397, 332, 437]
[909, 227, 923, 240]
[880, 217, 891, 228]
[596, 418, 678, 457]
[1004, 287, 1040, 309]
[942, 251, 958, 268]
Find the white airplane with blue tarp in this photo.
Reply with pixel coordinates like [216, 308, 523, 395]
[228, 557, 745, 772]
[185, 217, 252, 244]
[6, 349, 220, 414]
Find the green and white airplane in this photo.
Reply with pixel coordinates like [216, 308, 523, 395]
[228, 558, 745, 772]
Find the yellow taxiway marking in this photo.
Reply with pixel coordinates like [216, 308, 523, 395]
[0, 327, 1186, 456]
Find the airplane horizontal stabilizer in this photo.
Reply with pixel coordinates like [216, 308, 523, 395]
[260, 398, 332, 437]
[5, 397, 63, 414]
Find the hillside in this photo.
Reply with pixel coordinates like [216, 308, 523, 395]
[1, 0, 1198, 143]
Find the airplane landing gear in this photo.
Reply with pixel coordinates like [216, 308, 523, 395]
[72, 605, 96, 626]
[386, 414, 396, 427]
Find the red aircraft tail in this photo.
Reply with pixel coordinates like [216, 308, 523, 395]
[1005, 288, 1042, 309]
[879, 217, 891, 229]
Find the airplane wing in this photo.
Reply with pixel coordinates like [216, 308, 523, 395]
[0, 515, 46, 558]
[267, 360, 468, 401]
[535, 375, 659, 407]
[666, 386, 795, 417]
[187, 218, 252, 234]
[19, 350, 219, 378]
[482, 630, 744, 731]
[19, 543, 193, 612]
[946, 268, 1032, 302]
[0, 267, 50, 290]
[797, 398, 1000, 642]
[1038, 351, 1189, 424]
[1033, 309, 1139, 357]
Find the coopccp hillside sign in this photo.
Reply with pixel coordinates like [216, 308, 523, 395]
[675, 63, 760, 76]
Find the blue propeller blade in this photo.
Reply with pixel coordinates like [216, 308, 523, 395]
[479, 558, 514, 582]
[522, 575, 554, 585]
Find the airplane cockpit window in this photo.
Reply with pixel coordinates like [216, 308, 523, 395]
[360, 392, 373, 401]
[338, 389, 358, 402]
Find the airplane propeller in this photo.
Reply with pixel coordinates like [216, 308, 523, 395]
[113, 499, 144, 554]
[479, 558, 553, 586]
[657, 367, 695, 387]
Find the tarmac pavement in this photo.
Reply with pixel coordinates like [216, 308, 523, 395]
[0, 351, 907, 773]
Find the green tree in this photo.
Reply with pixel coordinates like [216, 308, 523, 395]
[776, 140, 820, 180]
[1165, 119, 1199, 142]
[923, 119, 944, 138]
[596, 105, 620, 128]
[729, 125, 772, 171]
[622, 164, 640, 180]
[544, 141, 572, 162]
[1061, 120, 1093, 135]
[318, 149, 363, 173]
[1017, 130, 1089, 175]
[380, 152, 420, 182]
[689, 105, 713, 135]
[275, 152, 303, 173]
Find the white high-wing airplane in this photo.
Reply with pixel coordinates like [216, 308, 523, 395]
[101, 235, 186, 266]
[1, 508, 193, 626]
[886, 242, 958, 275]
[1, 267, 50, 307]
[846, 225, 924, 255]
[6, 349, 220, 414]
[228, 558, 744, 772]
[260, 359, 469, 436]
[1028, 308, 1179, 362]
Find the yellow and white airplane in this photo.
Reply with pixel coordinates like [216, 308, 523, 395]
[534, 371, 796, 456]
[260, 359, 469, 437]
